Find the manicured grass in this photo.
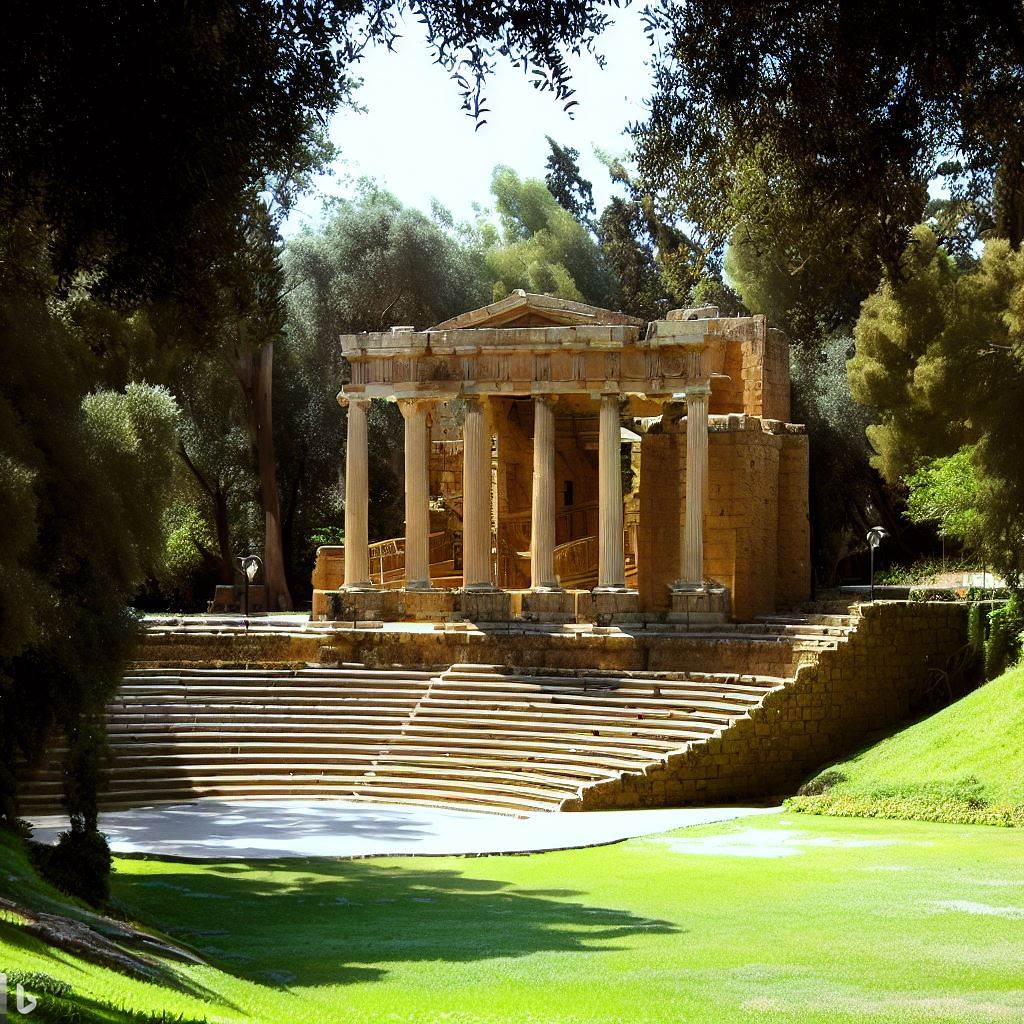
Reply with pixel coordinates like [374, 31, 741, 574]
[4, 813, 1024, 1022]
[791, 664, 1024, 825]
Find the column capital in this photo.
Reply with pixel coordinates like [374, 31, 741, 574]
[339, 394, 371, 410]
[684, 383, 712, 399]
[397, 396, 436, 418]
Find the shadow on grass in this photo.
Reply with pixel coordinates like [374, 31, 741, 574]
[114, 857, 679, 988]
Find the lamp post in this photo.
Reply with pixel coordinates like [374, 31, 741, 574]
[866, 527, 888, 602]
[237, 554, 263, 631]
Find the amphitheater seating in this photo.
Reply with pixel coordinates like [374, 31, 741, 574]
[18, 613, 861, 816]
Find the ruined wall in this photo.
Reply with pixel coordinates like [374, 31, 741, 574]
[709, 320, 791, 420]
[564, 601, 970, 809]
[776, 432, 812, 608]
[637, 415, 810, 620]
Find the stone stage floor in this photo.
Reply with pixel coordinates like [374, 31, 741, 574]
[29, 801, 779, 860]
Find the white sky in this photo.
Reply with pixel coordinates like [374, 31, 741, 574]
[283, 7, 655, 235]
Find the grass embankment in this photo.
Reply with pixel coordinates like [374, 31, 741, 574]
[790, 664, 1024, 826]
[3, 813, 1024, 1022]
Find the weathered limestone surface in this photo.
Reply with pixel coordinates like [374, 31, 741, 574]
[562, 602, 969, 810]
[638, 415, 810, 622]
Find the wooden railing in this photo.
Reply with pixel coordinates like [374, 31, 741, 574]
[552, 517, 638, 588]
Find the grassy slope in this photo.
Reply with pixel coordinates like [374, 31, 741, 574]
[4, 813, 1024, 1023]
[791, 665, 1024, 824]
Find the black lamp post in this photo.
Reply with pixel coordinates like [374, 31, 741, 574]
[237, 554, 264, 631]
[866, 527, 888, 602]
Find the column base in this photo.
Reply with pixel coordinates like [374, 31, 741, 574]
[667, 583, 730, 624]
[529, 583, 564, 594]
[588, 588, 641, 625]
[592, 584, 634, 594]
[458, 588, 512, 623]
[461, 581, 499, 593]
[341, 582, 377, 593]
[520, 589, 575, 623]
[404, 580, 433, 591]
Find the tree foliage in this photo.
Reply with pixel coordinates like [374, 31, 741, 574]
[849, 226, 1024, 584]
[485, 167, 616, 305]
[635, 0, 1024, 275]
[544, 137, 597, 229]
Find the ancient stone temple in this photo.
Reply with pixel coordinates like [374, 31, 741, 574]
[312, 291, 809, 624]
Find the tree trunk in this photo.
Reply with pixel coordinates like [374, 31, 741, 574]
[233, 341, 293, 611]
[995, 137, 1024, 249]
[212, 484, 234, 584]
[177, 444, 235, 584]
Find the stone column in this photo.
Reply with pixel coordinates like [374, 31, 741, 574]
[400, 398, 432, 590]
[678, 383, 710, 588]
[343, 397, 373, 590]
[461, 396, 494, 590]
[595, 391, 627, 592]
[530, 395, 560, 591]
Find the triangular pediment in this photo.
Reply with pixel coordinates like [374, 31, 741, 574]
[430, 290, 645, 331]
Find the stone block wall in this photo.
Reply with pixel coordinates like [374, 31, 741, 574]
[563, 601, 970, 810]
[709, 319, 791, 421]
[637, 415, 810, 620]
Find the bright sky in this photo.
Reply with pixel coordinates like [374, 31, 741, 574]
[283, 7, 654, 235]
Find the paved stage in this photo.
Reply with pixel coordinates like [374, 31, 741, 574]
[29, 801, 778, 859]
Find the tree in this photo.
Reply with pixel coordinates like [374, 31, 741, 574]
[282, 184, 491, 576]
[485, 167, 617, 305]
[634, 1, 1024, 279]
[545, 137, 596, 229]
[1, 1, 617, 319]
[0, 225, 179, 851]
[848, 226, 1024, 585]
[906, 447, 981, 547]
[0, 0, 622, 904]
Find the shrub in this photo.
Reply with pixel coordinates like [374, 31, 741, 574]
[984, 594, 1023, 679]
[796, 769, 847, 796]
[30, 828, 112, 906]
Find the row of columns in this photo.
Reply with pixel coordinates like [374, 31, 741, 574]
[341, 388, 709, 593]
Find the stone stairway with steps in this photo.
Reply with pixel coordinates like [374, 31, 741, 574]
[18, 660, 793, 817]
[17, 608, 915, 819]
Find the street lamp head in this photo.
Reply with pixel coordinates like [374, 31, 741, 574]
[238, 553, 263, 582]
[866, 526, 889, 550]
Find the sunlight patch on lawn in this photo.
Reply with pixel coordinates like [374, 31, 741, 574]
[651, 826, 922, 858]
[932, 900, 1024, 918]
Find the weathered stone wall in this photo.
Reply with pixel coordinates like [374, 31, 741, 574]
[563, 601, 970, 810]
[637, 415, 810, 620]
[776, 433, 812, 609]
[708, 320, 791, 421]
[138, 627, 801, 678]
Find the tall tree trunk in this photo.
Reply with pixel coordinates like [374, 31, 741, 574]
[233, 340, 293, 611]
[212, 484, 234, 584]
[995, 137, 1024, 248]
[178, 444, 234, 583]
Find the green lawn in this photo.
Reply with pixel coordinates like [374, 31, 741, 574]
[791, 665, 1024, 825]
[4, 813, 1024, 1022]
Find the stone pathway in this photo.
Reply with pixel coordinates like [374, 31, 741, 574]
[29, 800, 779, 860]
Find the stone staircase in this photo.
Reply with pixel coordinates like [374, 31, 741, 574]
[17, 610, 899, 818]
[18, 661, 794, 817]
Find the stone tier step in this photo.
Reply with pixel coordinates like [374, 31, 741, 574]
[17, 660, 800, 816]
